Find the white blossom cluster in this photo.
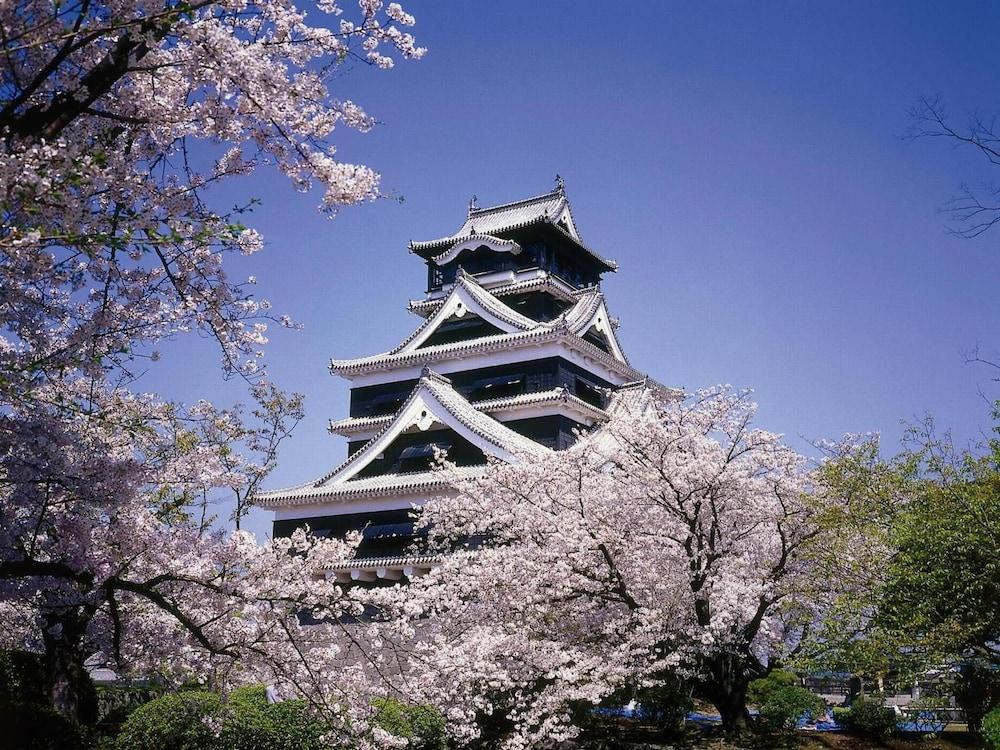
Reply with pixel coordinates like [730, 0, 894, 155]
[368, 386, 831, 747]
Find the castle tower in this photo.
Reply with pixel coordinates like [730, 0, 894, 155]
[257, 181, 663, 581]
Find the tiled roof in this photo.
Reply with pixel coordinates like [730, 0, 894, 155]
[329, 326, 643, 380]
[554, 290, 629, 365]
[325, 554, 441, 572]
[407, 273, 579, 317]
[429, 234, 522, 266]
[329, 387, 609, 436]
[472, 387, 609, 421]
[389, 272, 537, 355]
[411, 190, 570, 251]
[560, 289, 604, 333]
[256, 372, 549, 508]
[256, 467, 482, 507]
[334, 288, 632, 376]
[409, 189, 616, 271]
[421, 370, 549, 456]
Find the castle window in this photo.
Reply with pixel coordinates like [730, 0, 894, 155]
[397, 441, 451, 473]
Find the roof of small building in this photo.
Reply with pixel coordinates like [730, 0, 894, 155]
[325, 554, 441, 572]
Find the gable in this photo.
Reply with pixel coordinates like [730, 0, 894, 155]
[392, 274, 537, 355]
[314, 371, 548, 488]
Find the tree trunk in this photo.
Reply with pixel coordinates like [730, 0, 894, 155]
[41, 610, 90, 722]
[954, 662, 1000, 739]
[703, 653, 755, 735]
[715, 682, 751, 734]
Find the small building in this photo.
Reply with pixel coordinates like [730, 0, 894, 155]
[257, 180, 669, 579]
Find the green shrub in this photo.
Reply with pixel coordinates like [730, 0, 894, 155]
[96, 685, 165, 727]
[0, 651, 48, 706]
[0, 700, 84, 750]
[983, 706, 1000, 750]
[115, 686, 443, 750]
[219, 685, 328, 750]
[373, 697, 447, 750]
[840, 698, 898, 738]
[115, 691, 222, 750]
[114, 686, 332, 750]
[260, 699, 330, 750]
[747, 671, 825, 732]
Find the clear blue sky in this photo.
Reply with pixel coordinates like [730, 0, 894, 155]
[146, 1, 1000, 539]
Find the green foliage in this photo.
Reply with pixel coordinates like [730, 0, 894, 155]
[114, 686, 331, 750]
[0, 650, 48, 706]
[115, 691, 222, 750]
[373, 696, 448, 750]
[0, 700, 84, 750]
[747, 671, 825, 732]
[217, 685, 329, 750]
[95, 685, 166, 726]
[0, 649, 98, 725]
[635, 679, 694, 731]
[982, 706, 1000, 749]
[809, 417, 1000, 735]
[839, 698, 897, 738]
[881, 455, 1000, 664]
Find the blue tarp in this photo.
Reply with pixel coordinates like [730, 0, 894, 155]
[594, 706, 947, 734]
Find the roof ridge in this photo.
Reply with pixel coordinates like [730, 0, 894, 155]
[468, 189, 563, 216]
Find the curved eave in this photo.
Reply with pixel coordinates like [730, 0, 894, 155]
[325, 554, 441, 573]
[411, 219, 616, 273]
[329, 328, 645, 382]
[255, 468, 480, 508]
[410, 214, 550, 255]
[429, 234, 522, 266]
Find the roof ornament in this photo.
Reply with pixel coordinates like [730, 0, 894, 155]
[554, 174, 565, 194]
[468, 194, 478, 216]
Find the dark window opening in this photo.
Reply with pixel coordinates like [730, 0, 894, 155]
[418, 315, 505, 348]
[470, 374, 525, 401]
[574, 377, 605, 409]
[367, 393, 406, 417]
[396, 441, 451, 473]
[362, 521, 424, 541]
[582, 327, 611, 354]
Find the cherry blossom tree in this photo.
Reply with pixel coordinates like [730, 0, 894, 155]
[0, 0, 424, 740]
[383, 386, 827, 746]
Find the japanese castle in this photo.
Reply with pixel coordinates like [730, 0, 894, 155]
[258, 180, 665, 580]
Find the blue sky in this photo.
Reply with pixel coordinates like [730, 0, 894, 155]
[146, 1, 1000, 539]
